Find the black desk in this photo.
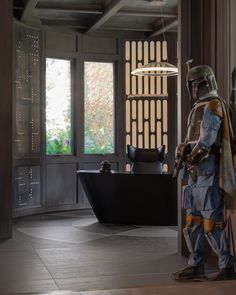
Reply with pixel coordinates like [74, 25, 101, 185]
[78, 170, 177, 225]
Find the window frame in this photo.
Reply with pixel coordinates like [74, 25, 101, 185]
[82, 58, 117, 156]
[45, 56, 75, 157]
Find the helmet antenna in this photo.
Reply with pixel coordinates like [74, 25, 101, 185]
[186, 59, 193, 71]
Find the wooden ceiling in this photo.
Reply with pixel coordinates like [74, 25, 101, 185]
[13, 0, 178, 37]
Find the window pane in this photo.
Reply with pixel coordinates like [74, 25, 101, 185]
[46, 58, 72, 155]
[84, 62, 114, 154]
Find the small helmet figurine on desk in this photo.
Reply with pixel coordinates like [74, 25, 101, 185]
[99, 160, 111, 173]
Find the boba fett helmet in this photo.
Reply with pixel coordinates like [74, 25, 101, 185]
[186, 65, 218, 101]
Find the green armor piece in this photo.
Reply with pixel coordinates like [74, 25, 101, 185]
[186, 101, 207, 144]
[186, 98, 222, 146]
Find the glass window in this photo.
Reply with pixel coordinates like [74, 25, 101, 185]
[46, 58, 72, 155]
[84, 62, 115, 154]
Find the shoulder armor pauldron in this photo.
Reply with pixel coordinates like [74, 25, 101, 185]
[207, 98, 223, 118]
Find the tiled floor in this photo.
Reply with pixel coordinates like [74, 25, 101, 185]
[1, 210, 234, 295]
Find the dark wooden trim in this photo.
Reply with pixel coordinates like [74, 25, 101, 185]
[0, 0, 12, 239]
[177, 0, 191, 256]
[34, 6, 177, 18]
[166, 33, 178, 171]
[117, 11, 177, 18]
[149, 19, 178, 38]
[21, 0, 39, 23]
[42, 20, 154, 32]
[36, 7, 103, 15]
[215, 0, 230, 101]
[85, 0, 126, 34]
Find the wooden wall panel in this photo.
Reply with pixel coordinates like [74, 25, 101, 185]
[46, 163, 77, 206]
[0, 0, 12, 239]
[82, 36, 117, 54]
[14, 23, 41, 157]
[45, 30, 77, 52]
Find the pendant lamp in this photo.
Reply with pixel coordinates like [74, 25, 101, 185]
[131, 7, 178, 77]
[131, 61, 178, 77]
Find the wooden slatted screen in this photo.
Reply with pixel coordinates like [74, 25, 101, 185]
[125, 40, 169, 172]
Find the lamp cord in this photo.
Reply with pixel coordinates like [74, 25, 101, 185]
[161, 7, 168, 63]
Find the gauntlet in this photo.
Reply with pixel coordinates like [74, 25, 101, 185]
[186, 144, 210, 166]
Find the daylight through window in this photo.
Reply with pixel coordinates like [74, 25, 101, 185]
[46, 58, 72, 155]
[84, 62, 115, 154]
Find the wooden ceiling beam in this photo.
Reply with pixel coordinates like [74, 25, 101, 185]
[20, 0, 39, 23]
[149, 19, 178, 37]
[18, 5, 177, 18]
[117, 11, 176, 18]
[41, 20, 86, 29]
[41, 19, 153, 32]
[85, 0, 126, 34]
[36, 7, 102, 15]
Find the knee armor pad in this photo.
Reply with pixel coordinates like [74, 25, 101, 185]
[186, 215, 202, 228]
[203, 219, 225, 233]
[183, 215, 202, 254]
[203, 219, 215, 233]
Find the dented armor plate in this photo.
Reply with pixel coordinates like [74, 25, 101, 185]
[187, 101, 207, 143]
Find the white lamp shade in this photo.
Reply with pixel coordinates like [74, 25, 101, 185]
[131, 61, 178, 77]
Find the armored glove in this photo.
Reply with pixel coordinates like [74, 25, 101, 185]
[173, 143, 191, 178]
[186, 144, 210, 167]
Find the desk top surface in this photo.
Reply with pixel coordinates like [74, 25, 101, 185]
[77, 170, 173, 176]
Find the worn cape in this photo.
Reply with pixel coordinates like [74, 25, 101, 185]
[209, 98, 236, 212]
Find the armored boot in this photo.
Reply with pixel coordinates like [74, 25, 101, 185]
[172, 265, 205, 280]
[209, 265, 236, 281]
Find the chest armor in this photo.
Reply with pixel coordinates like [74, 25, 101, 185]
[186, 101, 208, 143]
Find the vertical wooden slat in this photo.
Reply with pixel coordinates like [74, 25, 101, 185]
[126, 135, 130, 146]
[157, 121, 162, 147]
[163, 134, 168, 153]
[150, 100, 155, 133]
[132, 76, 136, 95]
[126, 100, 130, 133]
[138, 62, 143, 95]
[125, 63, 130, 95]
[138, 134, 143, 148]
[163, 100, 168, 133]
[151, 134, 155, 148]
[132, 100, 136, 119]
[125, 41, 130, 61]
[150, 41, 155, 61]
[144, 41, 149, 95]
[162, 41, 168, 61]
[144, 121, 149, 148]
[144, 100, 149, 120]
[138, 100, 143, 133]
[131, 41, 136, 71]
[156, 100, 161, 120]
[137, 41, 142, 61]
[132, 121, 137, 146]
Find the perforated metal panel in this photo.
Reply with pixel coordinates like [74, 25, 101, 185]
[14, 23, 41, 157]
[14, 166, 41, 208]
[125, 40, 169, 171]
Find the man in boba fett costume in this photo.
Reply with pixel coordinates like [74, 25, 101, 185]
[172, 65, 236, 281]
